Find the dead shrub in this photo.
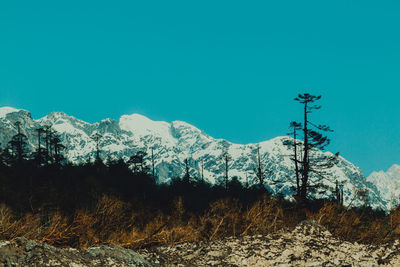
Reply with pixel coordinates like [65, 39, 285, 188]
[40, 212, 73, 246]
[70, 209, 99, 249]
[0, 203, 14, 236]
[241, 196, 284, 236]
[10, 213, 42, 240]
[95, 195, 127, 228]
[156, 224, 197, 245]
[199, 198, 242, 240]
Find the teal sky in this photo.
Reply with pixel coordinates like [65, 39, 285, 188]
[0, 1, 399, 176]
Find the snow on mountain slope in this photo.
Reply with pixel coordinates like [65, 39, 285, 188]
[0, 107, 388, 210]
[0, 107, 21, 118]
[367, 165, 400, 210]
[120, 114, 171, 138]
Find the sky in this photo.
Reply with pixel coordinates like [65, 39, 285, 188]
[0, 1, 399, 176]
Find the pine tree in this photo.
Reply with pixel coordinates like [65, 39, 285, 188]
[90, 132, 102, 163]
[294, 93, 338, 202]
[50, 134, 65, 164]
[7, 121, 29, 164]
[184, 158, 190, 181]
[128, 151, 148, 173]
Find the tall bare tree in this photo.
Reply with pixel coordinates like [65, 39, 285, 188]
[34, 127, 45, 165]
[283, 122, 302, 196]
[151, 148, 156, 180]
[222, 151, 232, 190]
[201, 158, 204, 182]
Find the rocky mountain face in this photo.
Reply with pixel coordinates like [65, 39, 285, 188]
[0, 107, 388, 210]
[368, 165, 400, 210]
[2, 221, 400, 266]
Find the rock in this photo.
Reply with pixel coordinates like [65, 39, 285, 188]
[86, 244, 150, 266]
[0, 238, 151, 266]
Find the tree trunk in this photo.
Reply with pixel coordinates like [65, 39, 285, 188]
[301, 102, 309, 201]
[225, 156, 229, 190]
[293, 128, 300, 196]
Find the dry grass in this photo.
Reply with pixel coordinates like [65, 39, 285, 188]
[0, 195, 397, 249]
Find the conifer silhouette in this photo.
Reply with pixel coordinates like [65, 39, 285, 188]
[294, 93, 338, 202]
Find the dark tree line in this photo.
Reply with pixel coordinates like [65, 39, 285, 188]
[2, 124, 67, 167]
[0, 121, 272, 217]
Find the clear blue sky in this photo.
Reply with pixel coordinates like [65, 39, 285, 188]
[0, 1, 399, 176]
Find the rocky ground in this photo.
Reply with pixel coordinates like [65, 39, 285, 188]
[0, 238, 151, 266]
[2, 220, 400, 266]
[139, 221, 400, 266]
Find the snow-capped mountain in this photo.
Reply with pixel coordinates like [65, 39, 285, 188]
[0, 107, 387, 210]
[367, 165, 400, 210]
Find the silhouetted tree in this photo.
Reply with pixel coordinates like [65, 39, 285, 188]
[128, 151, 148, 173]
[294, 93, 338, 202]
[334, 180, 344, 205]
[51, 134, 65, 164]
[33, 127, 46, 165]
[222, 151, 231, 190]
[44, 125, 52, 162]
[7, 121, 29, 164]
[0, 146, 5, 168]
[253, 145, 266, 188]
[248, 145, 272, 192]
[184, 158, 190, 181]
[283, 121, 302, 196]
[201, 159, 204, 182]
[151, 148, 156, 180]
[91, 132, 102, 163]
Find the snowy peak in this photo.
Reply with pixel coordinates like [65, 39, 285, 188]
[38, 112, 93, 137]
[367, 164, 400, 209]
[367, 164, 400, 185]
[119, 114, 171, 137]
[387, 164, 400, 177]
[41, 112, 91, 126]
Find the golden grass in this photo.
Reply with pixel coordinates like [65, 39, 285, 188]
[0, 195, 398, 249]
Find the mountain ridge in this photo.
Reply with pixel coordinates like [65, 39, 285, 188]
[0, 106, 391, 210]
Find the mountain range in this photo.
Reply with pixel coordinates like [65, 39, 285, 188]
[0, 106, 397, 211]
